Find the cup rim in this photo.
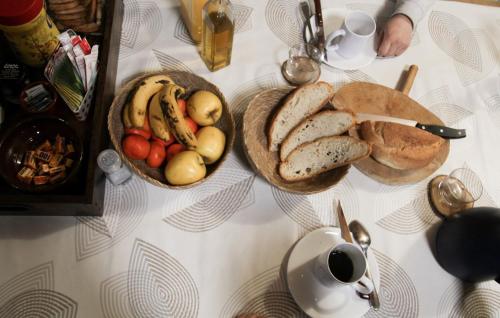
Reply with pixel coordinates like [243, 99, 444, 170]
[344, 10, 376, 38]
[326, 242, 367, 284]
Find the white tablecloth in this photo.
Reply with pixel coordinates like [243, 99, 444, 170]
[1, 0, 499, 317]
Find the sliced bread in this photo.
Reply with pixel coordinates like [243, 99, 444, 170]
[279, 110, 354, 161]
[279, 136, 371, 181]
[268, 82, 334, 152]
[359, 121, 445, 170]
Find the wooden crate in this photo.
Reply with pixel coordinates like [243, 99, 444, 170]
[0, 0, 123, 216]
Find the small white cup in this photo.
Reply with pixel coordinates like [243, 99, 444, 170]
[314, 241, 374, 295]
[325, 11, 376, 59]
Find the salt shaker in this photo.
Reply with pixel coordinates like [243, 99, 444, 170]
[97, 149, 132, 186]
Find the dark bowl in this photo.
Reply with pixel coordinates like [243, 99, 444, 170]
[0, 116, 83, 193]
[19, 81, 59, 114]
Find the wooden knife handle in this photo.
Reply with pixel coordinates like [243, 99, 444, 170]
[401, 65, 418, 96]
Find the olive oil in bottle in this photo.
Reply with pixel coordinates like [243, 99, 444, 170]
[201, 0, 234, 72]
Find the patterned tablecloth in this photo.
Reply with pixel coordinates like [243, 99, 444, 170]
[1, 0, 500, 317]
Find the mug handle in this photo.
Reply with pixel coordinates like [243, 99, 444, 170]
[326, 29, 346, 52]
[354, 275, 374, 295]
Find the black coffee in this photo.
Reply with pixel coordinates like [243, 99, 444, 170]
[328, 250, 354, 282]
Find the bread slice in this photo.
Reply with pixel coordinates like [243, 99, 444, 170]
[280, 110, 354, 161]
[359, 121, 445, 170]
[268, 82, 334, 152]
[279, 136, 371, 181]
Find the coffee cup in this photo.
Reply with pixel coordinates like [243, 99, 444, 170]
[325, 11, 376, 59]
[314, 240, 373, 295]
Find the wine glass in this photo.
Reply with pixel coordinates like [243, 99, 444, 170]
[282, 43, 322, 86]
[438, 168, 483, 211]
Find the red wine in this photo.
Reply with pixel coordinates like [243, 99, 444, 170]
[328, 251, 354, 282]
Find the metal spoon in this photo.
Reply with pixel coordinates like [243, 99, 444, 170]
[349, 220, 380, 310]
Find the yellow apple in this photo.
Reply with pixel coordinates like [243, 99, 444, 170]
[195, 126, 226, 164]
[187, 90, 223, 126]
[165, 151, 206, 185]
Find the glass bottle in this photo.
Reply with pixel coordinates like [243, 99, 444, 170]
[200, 0, 234, 72]
[179, 0, 208, 43]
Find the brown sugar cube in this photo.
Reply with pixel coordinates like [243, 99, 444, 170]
[33, 175, 49, 186]
[66, 143, 75, 155]
[35, 151, 52, 162]
[17, 167, 35, 184]
[55, 134, 66, 153]
[49, 171, 66, 184]
[49, 154, 64, 167]
[23, 151, 37, 169]
[49, 165, 66, 175]
[65, 158, 73, 168]
[40, 164, 50, 174]
[36, 140, 52, 152]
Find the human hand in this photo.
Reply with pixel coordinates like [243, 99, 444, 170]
[377, 14, 413, 57]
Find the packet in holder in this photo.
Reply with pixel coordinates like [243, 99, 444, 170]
[44, 30, 99, 121]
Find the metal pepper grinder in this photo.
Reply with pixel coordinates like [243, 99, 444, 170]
[434, 207, 500, 283]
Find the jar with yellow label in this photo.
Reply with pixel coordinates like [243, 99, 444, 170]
[0, 0, 60, 67]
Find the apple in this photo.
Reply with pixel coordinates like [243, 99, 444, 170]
[195, 126, 226, 164]
[187, 90, 222, 126]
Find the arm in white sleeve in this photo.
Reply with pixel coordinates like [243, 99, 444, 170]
[393, 0, 437, 28]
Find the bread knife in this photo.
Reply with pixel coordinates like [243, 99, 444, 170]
[336, 201, 353, 243]
[355, 113, 466, 139]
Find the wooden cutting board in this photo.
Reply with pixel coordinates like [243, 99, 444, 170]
[332, 77, 450, 185]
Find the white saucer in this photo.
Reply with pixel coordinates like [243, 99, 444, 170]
[286, 227, 380, 318]
[306, 8, 378, 71]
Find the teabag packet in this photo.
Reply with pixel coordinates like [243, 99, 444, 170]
[84, 45, 99, 90]
[44, 47, 85, 112]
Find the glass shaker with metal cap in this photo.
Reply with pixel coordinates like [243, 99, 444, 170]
[97, 149, 132, 186]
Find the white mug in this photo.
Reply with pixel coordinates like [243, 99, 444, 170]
[325, 11, 376, 59]
[314, 241, 374, 295]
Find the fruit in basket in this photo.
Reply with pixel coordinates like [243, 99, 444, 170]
[166, 143, 186, 161]
[165, 151, 206, 185]
[123, 104, 133, 128]
[160, 84, 198, 149]
[187, 90, 223, 126]
[122, 135, 151, 160]
[152, 135, 175, 148]
[125, 128, 151, 140]
[177, 98, 187, 116]
[195, 126, 226, 164]
[147, 141, 167, 168]
[129, 75, 175, 127]
[125, 109, 152, 139]
[149, 93, 171, 142]
[185, 117, 199, 134]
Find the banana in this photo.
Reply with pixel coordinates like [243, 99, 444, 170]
[160, 84, 198, 149]
[149, 93, 171, 141]
[122, 104, 133, 128]
[128, 75, 174, 127]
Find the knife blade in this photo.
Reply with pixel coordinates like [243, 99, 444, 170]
[300, 2, 314, 44]
[312, 0, 327, 61]
[336, 201, 353, 243]
[355, 113, 466, 139]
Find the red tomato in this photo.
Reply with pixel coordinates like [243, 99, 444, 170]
[166, 144, 185, 161]
[184, 117, 198, 134]
[147, 141, 167, 168]
[177, 99, 187, 116]
[151, 135, 175, 147]
[122, 135, 151, 160]
[125, 128, 151, 140]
